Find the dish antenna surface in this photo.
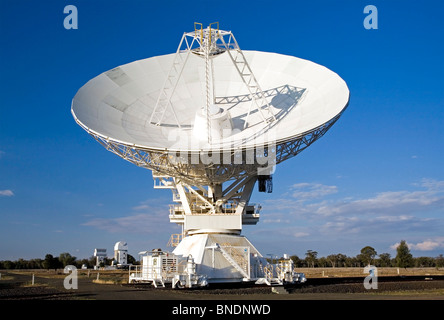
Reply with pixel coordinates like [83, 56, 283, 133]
[72, 23, 349, 283]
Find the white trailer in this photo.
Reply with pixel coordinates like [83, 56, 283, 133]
[129, 249, 208, 288]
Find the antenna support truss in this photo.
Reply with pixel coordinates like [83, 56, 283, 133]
[149, 24, 276, 131]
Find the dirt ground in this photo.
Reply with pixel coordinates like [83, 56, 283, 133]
[1, 269, 444, 301]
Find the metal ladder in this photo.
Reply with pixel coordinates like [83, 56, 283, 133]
[218, 33, 276, 128]
[149, 24, 276, 130]
[149, 32, 198, 127]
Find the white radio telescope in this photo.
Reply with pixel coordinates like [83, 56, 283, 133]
[72, 23, 349, 285]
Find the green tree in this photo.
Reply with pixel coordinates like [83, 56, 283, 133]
[395, 240, 413, 268]
[43, 254, 54, 270]
[305, 250, 318, 268]
[436, 254, 444, 268]
[76, 258, 91, 268]
[326, 254, 347, 268]
[359, 246, 377, 266]
[3, 260, 15, 269]
[88, 256, 96, 267]
[290, 255, 302, 267]
[378, 253, 392, 267]
[344, 256, 359, 267]
[326, 254, 339, 268]
[317, 257, 328, 267]
[42, 254, 61, 270]
[15, 258, 27, 269]
[337, 254, 347, 267]
[59, 252, 76, 267]
[127, 254, 137, 265]
[415, 256, 435, 267]
[99, 257, 112, 268]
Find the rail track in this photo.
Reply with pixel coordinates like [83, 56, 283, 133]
[297, 274, 444, 286]
[279, 275, 444, 295]
[124, 274, 444, 295]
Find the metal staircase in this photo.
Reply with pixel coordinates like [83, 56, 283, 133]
[218, 244, 250, 279]
[261, 264, 283, 286]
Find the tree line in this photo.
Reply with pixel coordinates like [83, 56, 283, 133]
[0, 252, 137, 270]
[286, 241, 444, 268]
[1, 240, 443, 270]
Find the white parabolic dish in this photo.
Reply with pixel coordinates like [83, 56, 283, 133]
[73, 30, 350, 284]
[71, 51, 349, 154]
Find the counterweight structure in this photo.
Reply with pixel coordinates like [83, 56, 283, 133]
[72, 24, 349, 286]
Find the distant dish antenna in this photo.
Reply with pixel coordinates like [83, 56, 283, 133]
[72, 23, 349, 284]
[113, 241, 128, 266]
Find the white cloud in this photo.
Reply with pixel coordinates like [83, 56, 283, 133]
[0, 190, 14, 197]
[391, 237, 444, 251]
[251, 226, 310, 240]
[291, 182, 338, 200]
[132, 204, 150, 210]
[269, 179, 444, 218]
[131, 198, 169, 211]
[83, 198, 175, 234]
[293, 232, 310, 238]
[314, 188, 442, 217]
[412, 240, 444, 251]
[263, 219, 283, 223]
[83, 212, 175, 234]
[374, 215, 412, 222]
[320, 214, 437, 237]
[82, 181, 444, 254]
[419, 179, 444, 191]
[260, 179, 444, 250]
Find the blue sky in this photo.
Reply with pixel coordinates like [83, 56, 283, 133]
[0, 0, 443, 261]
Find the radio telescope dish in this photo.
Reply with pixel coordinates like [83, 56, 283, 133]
[72, 23, 349, 284]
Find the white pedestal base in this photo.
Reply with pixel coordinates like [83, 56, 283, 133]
[172, 233, 268, 283]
